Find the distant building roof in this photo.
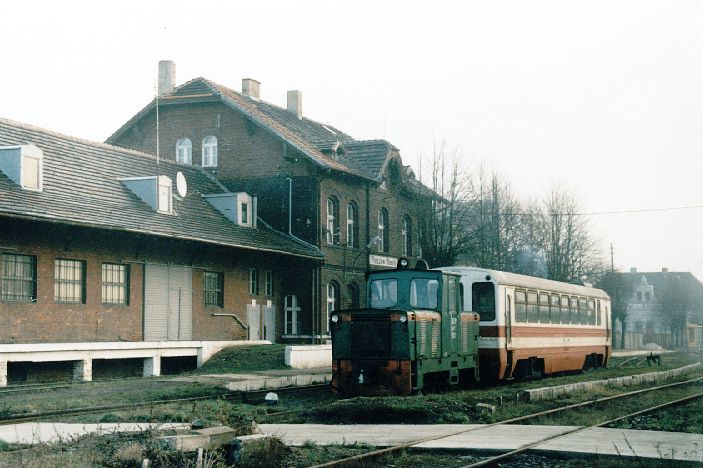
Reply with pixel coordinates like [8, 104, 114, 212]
[0, 117, 323, 260]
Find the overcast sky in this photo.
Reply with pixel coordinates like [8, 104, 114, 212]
[2, 1, 702, 279]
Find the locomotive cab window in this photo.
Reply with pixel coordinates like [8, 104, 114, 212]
[410, 278, 439, 309]
[471, 282, 495, 321]
[370, 278, 398, 308]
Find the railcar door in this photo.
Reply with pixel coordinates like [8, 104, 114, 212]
[505, 291, 512, 346]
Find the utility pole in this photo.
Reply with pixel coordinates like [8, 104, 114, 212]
[610, 243, 614, 272]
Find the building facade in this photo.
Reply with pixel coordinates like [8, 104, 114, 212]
[613, 268, 703, 349]
[108, 62, 431, 342]
[0, 117, 322, 384]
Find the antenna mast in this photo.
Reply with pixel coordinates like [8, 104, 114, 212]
[155, 85, 160, 166]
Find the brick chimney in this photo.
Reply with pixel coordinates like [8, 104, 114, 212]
[158, 60, 176, 95]
[662, 267, 668, 273]
[242, 78, 260, 99]
[287, 90, 302, 118]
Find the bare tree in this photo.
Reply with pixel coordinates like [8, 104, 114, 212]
[416, 141, 473, 267]
[462, 167, 527, 273]
[597, 270, 633, 349]
[531, 186, 602, 283]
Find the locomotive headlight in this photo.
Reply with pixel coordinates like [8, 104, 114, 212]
[399, 315, 407, 323]
[331, 315, 339, 323]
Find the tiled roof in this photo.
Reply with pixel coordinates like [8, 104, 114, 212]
[107, 78, 400, 181]
[0, 117, 323, 260]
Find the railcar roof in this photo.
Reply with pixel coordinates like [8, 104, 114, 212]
[439, 266, 610, 300]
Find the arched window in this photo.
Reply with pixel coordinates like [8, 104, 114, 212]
[346, 202, 358, 248]
[202, 136, 218, 167]
[176, 138, 192, 164]
[346, 283, 360, 309]
[378, 208, 389, 253]
[402, 216, 413, 256]
[326, 197, 339, 245]
[326, 281, 339, 333]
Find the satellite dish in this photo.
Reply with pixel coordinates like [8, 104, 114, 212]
[176, 172, 188, 197]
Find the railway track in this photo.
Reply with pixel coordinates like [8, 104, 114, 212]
[309, 375, 703, 467]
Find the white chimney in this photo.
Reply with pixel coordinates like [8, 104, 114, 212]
[158, 60, 176, 95]
[287, 90, 302, 118]
[242, 78, 260, 99]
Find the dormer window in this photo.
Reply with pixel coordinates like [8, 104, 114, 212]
[0, 144, 43, 192]
[157, 175, 172, 213]
[203, 192, 256, 228]
[202, 136, 218, 167]
[120, 175, 173, 214]
[176, 138, 192, 164]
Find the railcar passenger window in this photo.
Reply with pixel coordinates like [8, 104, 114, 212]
[527, 292, 539, 323]
[579, 298, 588, 325]
[370, 279, 398, 308]
[471, 282, 495, 321]
[550, 295, 560, 324]
[539, 293, 550, 323]
[410, 278, 438, 309]
[560, 296, 569, 324]
[570, 297, 579, 324]
[515, 291, 527, 322]
[588, 299, 596, 325]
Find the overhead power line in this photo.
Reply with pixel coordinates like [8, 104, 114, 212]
[460, 203, 703, 217]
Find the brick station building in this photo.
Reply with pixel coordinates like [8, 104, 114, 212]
[108, 61, 431, 342]
[0, 117, 322, 385]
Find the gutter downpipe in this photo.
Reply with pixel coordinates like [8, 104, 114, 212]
[285, 177, 292, 235]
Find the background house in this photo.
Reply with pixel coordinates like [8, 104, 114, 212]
[107, 61, 431, 342]
[612, 267, 703, 349]
[0, 117, 321, 384]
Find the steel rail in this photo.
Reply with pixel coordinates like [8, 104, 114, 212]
[309, 375, 703, 468]
[463, 389, 703, 467]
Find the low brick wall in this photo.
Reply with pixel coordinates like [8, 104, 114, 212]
[285, 345, 331, 369]
[522, 363, 702, 402]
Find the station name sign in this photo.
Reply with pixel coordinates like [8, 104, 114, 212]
[369, 254, 398, 268]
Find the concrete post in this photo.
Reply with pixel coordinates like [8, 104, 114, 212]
[0, 361, 7, 387]
[144, 356, 161, 377]
[73, 359, 92, 382]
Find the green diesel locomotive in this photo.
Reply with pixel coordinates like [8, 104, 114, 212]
[330, 260, 480, 395]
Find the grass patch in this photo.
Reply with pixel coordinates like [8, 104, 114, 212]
[193, 345, 289, 374]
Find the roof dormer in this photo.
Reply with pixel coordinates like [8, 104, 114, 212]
[0, 144, 43, 192]
[203, 192, 257, 228]
[120, 175, 173, 214]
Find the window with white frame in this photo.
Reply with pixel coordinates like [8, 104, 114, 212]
[202, 136, 218, 167]
[326, 281, 339, 333]
[1, 253, 36, 302]
[241, 201, 249, 225]
[249, 268, 259, 295]
[54, 259, 86, 304]
[284, 294, 302, 334]
[326, 197, 339, 245]
[265, 270, 273, 296]
[402, 216, 413, 256]
[378, 208, 389, 253]
[346, 202, 358, 248]
[203, 271, 224, 307]
[176, 138, 192, 164]
[101, 263, 129, 305]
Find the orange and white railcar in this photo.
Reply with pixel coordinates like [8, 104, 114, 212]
[439, 267, 611, 381]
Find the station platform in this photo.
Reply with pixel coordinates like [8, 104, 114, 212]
[260, 423, 703, 463]
[175, 367, 333, 391]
